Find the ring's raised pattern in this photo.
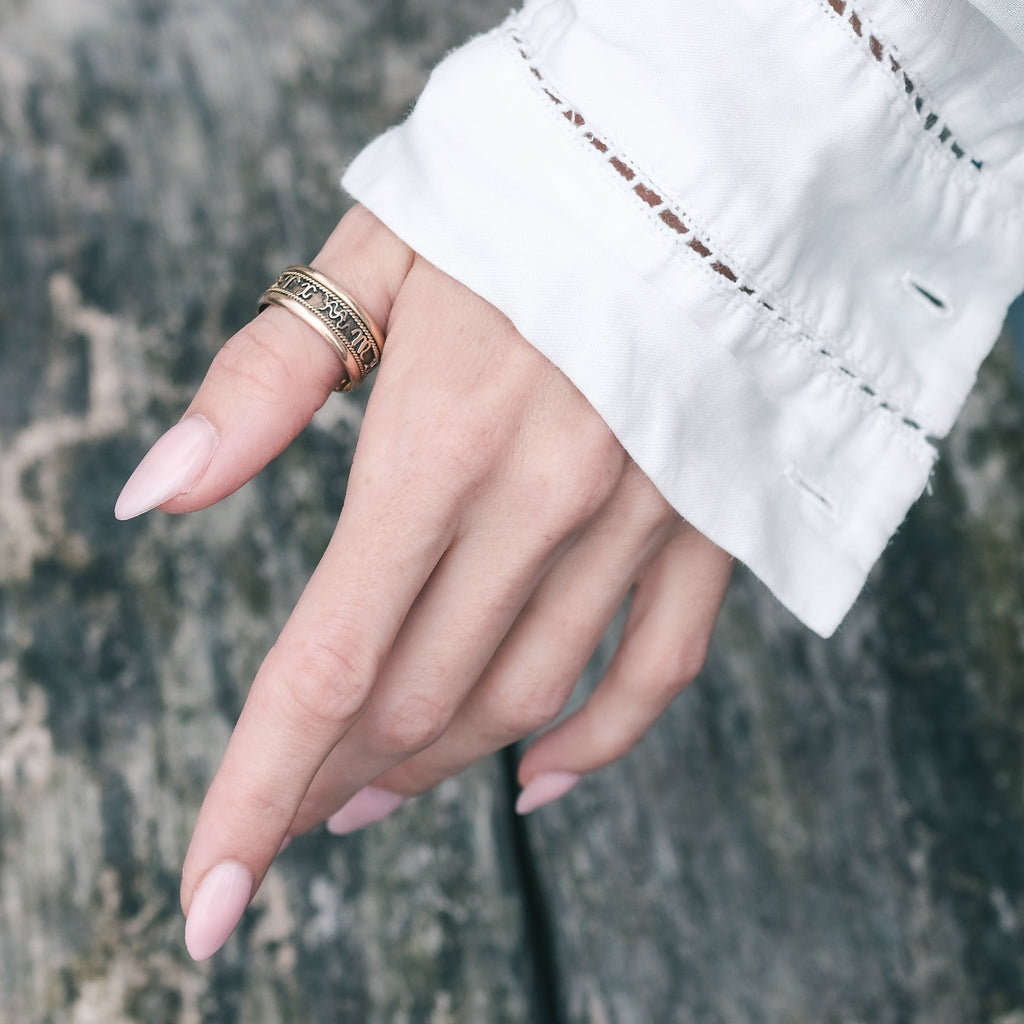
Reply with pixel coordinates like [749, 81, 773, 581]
[258, 265, 384, 392]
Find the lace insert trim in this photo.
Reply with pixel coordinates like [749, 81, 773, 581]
[512, 35, 926, 436]
[822, 0, 983, 171]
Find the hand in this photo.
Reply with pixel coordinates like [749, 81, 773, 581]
[115, 205, 734, 960]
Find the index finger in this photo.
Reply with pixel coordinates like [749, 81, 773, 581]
[113, 205, 411, 520]
[176, 256, 530, 961]
[179, 475, 453, 959]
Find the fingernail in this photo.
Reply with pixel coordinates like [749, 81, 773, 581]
[515, 771, 581, 815]
[184, 860, 254, 962]
[114, 414, 218, 520]
[326, 786, 406, 835]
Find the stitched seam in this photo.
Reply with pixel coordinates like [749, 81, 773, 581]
[815, 0, 1024, 230]
[818, 0, 983, 172]
[508, 28, 930, 451]
[692, 266, 931, 466]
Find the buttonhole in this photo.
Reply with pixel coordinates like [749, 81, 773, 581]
[785, 465, 839, 520]
[902, 272, 953, 318]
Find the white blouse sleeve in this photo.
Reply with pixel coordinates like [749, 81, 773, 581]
[342, 0, 1024, 637]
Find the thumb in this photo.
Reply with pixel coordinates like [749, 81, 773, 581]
[114, 205, 412, 519]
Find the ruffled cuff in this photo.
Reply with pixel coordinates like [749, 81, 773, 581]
[343, 0, 1024, 636]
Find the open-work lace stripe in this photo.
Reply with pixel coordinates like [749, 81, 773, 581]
[512, 34, 926, 435]
[822, 0, 983, 170]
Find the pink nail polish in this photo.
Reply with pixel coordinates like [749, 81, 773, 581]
[515, 771, 581, 815]
[326, 786, 406, 835]
[114, 414, 218, 520]
[184, 860, 254, 962]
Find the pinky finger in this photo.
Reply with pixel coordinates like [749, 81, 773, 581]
[514, 526, 733, 813]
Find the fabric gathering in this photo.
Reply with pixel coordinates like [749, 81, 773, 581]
[343, 0, 1024, 637]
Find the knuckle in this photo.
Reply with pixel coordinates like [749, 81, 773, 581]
[494, 685, 567, 738]
[210, 322, 307, 411]
[467, 680, 567, 744]
[275, 637, 375, 730]
[645, 638, 710, 704]
[529, 438, 627, 532]
[428, 406, 504, 492]
[361, 692, 454, 756]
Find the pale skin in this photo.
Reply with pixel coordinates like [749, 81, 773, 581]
[122, 205, 734, 957]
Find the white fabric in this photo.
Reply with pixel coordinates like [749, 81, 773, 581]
[343, 0, 1024, 636]
[970, 0, 1024, 47]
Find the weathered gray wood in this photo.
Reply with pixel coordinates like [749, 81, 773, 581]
[0, 1, 536, 1022]
[2, 1, 1024, 1022]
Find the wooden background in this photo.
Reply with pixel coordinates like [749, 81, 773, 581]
[1, 1, 1023, 1021]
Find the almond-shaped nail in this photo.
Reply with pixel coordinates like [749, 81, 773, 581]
[515, 771, 581, 815]
[326, 786, 406, 835]
[114, 414, 218, 520]
[184, 860, 254, 962]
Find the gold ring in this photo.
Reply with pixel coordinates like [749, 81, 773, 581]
[258, 265, 385, 392]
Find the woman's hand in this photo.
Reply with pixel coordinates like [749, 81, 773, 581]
[115, 205, 733, 960]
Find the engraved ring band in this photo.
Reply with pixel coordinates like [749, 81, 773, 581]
[258, 265, 385, 392]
